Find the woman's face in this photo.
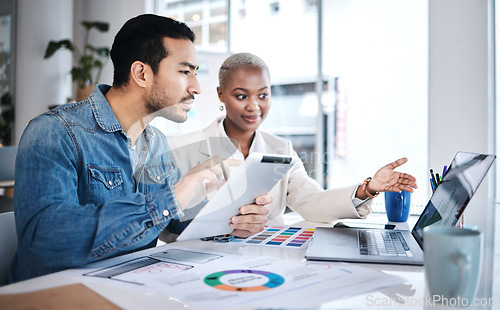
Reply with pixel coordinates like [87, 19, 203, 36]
[218, 66, 271, 135]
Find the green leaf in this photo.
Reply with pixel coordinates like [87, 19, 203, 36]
[81, 21, 109, 32]
[44, 40, 74, 58]
[86, 45, 110, 58]
[93, 59, 103, 69]
[77, 56, 94, 69]
[70, 67, 91, 84]
[45, 20, 110, 84]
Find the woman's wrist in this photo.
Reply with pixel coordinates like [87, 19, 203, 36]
[355, 185, 369, 200]
[356, 177, 380, 200]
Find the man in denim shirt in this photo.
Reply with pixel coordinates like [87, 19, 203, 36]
[9, 14, 271, 283]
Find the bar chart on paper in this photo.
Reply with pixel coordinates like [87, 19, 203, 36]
[231, 226, 315, 249]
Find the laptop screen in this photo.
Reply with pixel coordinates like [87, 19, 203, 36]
[411, 152, 496, 248]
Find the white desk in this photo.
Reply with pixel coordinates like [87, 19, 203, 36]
[0, 213, 494, 309]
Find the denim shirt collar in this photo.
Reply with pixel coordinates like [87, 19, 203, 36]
[90, 84, 123, 133]
[89, 84, 156, 144]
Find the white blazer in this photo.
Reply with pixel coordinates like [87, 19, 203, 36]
[168, 116, 371, 223]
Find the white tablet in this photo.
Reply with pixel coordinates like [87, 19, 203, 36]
[177, 153, 297, 241]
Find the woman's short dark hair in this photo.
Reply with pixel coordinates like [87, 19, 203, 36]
[218, 53, 269, 90]
[110, 14, 195, 87]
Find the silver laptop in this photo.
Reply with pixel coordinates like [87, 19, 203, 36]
[305, 152, 496, 266]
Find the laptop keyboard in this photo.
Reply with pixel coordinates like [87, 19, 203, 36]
[358, 230, 412, 257]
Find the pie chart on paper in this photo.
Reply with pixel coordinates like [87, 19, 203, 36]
[204, 269, 285, 292]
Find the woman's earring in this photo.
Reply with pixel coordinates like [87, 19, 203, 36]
[219, 104, 224, 111]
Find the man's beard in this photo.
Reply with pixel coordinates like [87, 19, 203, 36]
[145, 83, 193, 123]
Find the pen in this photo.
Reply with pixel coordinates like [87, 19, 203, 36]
[435, 173, 441, 184]
[430, 169, 438, 188]
[430, 178, 436, 192]
[442, 165, 448, 177]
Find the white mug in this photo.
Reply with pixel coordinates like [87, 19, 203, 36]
[424, 226, 483, 303]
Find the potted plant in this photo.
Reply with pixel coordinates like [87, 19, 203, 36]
[44, 21, 110, 101]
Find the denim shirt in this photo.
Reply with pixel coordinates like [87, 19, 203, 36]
[9, 84, 188, 283]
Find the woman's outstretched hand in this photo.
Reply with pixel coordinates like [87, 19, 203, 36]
[369, 158, 418, 193]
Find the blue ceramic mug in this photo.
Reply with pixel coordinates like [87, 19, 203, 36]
[384, 191, 411, 222]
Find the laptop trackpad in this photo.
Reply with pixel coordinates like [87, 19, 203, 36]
[306, 227, 360, 259]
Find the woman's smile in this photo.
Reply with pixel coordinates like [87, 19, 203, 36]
[242, 114, 261, 123]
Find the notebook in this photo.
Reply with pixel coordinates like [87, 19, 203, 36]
[305, 152, 496, 265]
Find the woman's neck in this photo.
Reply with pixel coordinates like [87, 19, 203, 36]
[223, 119, 255, 158]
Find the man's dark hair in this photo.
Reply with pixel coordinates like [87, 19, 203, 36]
[110, 14, 195, 87]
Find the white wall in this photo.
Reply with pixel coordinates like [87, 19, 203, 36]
[428, 0, 495, 231]
[429, 0, 495, 299]
[15, 0, 73, 143]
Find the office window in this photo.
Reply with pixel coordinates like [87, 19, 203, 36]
[266, 80, 319, 178]
[321, 1, 428, 213]
[157, 0, 229, 51]
[235, 0, 246, 19]
[304, 0, 317, 9]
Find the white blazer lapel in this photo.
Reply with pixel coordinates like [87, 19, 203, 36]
[202, 116, 238, 160]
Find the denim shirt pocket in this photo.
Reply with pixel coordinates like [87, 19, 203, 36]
[88, 165, 124, 203]
[143, 163, 173, 193]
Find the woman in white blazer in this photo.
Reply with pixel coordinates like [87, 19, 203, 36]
[168, 53, 417, 224]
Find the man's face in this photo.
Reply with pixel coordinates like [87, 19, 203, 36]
[145, 37, 200, 123]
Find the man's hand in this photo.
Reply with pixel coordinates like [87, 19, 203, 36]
[229, 194, 272, 238]
[174, 156, 242, 210]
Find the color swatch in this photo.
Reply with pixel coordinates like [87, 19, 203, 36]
[231, 226, 315, 249]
